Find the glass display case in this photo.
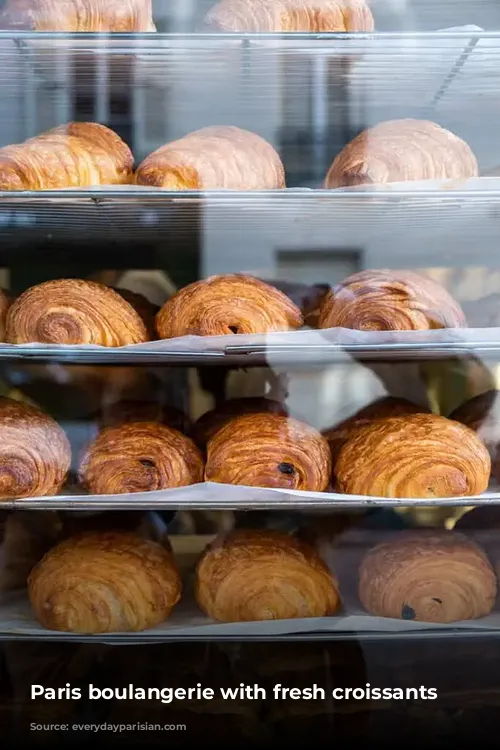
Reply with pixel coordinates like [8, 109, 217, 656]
[1, 0, 500, 745]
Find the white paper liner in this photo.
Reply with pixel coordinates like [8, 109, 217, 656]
[7, 481, 500, 510]
[1, 590, 499, 639]
[1, 326, 500, 359]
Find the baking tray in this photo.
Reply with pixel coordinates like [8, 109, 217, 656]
[3, 589, 500, 643]
[4, 481, 500, 511]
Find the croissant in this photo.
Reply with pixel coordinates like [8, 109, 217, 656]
[0, 0, 156, 31]
[318, 269, 467, 330]
[323, 396, 426, 468]
[28, 531, 181, 634]
[205, 0, 374, 32]
[0, 397, 70, 500]
[325, 119, 478, 188]
[6, 279, 149, 346]
[0, 289, 11, 341]
[156, 275, 303, 339]
[450, 390, 500, 484]
[335, 414, 491, 498]
[205, 413, 331, 492]
[191, 397, 289, 449]
[358, 531, 496, 623]
[79, 422, 204, 495]
[195, 529, 340, 622]
[0, 122, 133, 191]
[135, 126, 285, 190]
[100, 400, 190, 434]
[114, 288, 159, 340]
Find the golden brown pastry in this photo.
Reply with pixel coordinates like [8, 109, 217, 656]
[6, 279, 149, 346]
[100, 399, 189, 434]
[325, 119, 478, 188]
[335, 413, 491, 498]
[114, 288, 159, 340]
[135, 126, 285, 190]
[0, 0, 156, 31]
[450, 390, 500, 484]
[205, 413, 331, 492]
[358, 531, 496, 623]
[191, 396, 288, 450]
[195, 529, 340, 622]
[156, 274, 303, 339]
[0, 397, 70, 500]
[79, 422, 204, 495]
[28, 531, 181, 634]
[205, 0, 374, 32]
[323, 396, 426, 468]
[318, 269, 467, 330]
[0, 289, 11, 341]
[0, 122, 133, 191]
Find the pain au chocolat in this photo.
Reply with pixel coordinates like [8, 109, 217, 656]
[450, 390, 500, 485]
[325, 119, 478, 188]
[156, 274, 303, 339]
[0, 122, 133, 190]
[318, 269, 467, 331]
[135, 126, 285, 190]
[205, 412, 331, 492]
[0, 397, 70, 500]
[323, 396, 427, 469]
[358, 530, 496, 623]
[28, 531, 181, 634]
[205, 0, 374, 32]
[191, 396, 289, 450]
[335, 413, 491, 499]
[0, 0, 156, 31]
[79, 422, 204, 495]
[6, 279, 149, 346]
[195, 529, 340, 622]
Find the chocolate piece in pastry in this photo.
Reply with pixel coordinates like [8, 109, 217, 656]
[205, 0, 374, 32]
[100, 399, 190, 434]
[335, 414, 491, 499]
[156, 274, 303, 338]
[325, 119, 478, 188]
[358, 530, 496, 623]
[323, 396, 426, 469]
[195, 529, 340, 622]
[205, 413, 331, 492]
[28, 531, 181, 633]
[135, 126, 285, 190]
[450, 390, 500, 484]
[114, 288, 159, 340]
[79, 422, 204, 495]
[318, 269, 467, 331]
[0, 122, 133, 190]
[191, 396, 288, 450]
[6, 279, 149, 346]
[0, 0, 156, 31]
[0, 397, 70, 500]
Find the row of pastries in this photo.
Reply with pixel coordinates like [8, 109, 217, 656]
[0, 118, 478, 191]
[0, 0, 375, 32]
[0, 387, 497, 501]
[22, 517, 500, 633]
[0, 269, 474, 348]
